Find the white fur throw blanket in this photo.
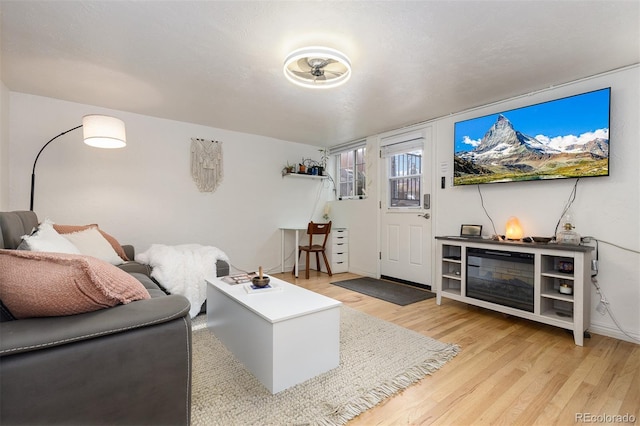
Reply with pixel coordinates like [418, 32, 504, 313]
[136, 244, 229, 318]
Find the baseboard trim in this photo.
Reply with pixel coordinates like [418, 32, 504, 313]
[589, 321, 640, 345]
[380, 275, 432, 292]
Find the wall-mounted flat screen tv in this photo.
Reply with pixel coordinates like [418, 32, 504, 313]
[454, 87, 610, 186]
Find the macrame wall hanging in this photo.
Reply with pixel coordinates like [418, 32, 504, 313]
[190, 138, 223, 192]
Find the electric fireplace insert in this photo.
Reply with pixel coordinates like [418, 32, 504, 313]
[466, 247, 534, 312]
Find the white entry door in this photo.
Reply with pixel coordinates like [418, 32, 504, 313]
[379, 127, 433, 287]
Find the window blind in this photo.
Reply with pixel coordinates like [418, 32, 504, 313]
[380, 130, 424, 157]
[328, 139, 367, 156]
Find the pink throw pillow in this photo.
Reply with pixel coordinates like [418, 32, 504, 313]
[0, 250, 150, 319]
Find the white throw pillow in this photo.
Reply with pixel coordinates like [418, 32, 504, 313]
[62, 227, 124, 265]
[21, 220, 81, 254]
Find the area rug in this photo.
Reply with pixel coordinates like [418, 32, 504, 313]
[190, 306, 458, 426]
[331, 277, 435, 306]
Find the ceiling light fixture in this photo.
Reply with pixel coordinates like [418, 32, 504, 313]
[283, 46, 351, 89]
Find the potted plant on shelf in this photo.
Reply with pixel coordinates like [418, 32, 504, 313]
[318, 148, 329, 176]
[282, 162, 296, 176]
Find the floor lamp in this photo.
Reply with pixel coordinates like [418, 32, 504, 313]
[30, 114, 127, 211]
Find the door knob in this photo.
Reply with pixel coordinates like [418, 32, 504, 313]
[418, 213, 430, 219]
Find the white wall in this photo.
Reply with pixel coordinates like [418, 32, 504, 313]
[327, 136, 379, 278]
[0, 80, 8, 210]
[7, 93, 332, 273]
[333, 65, 639, 343]
[0, 11, 7, 210]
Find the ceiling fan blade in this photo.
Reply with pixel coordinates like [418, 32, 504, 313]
[291, 70, 312, 78]
[318, 58, 336, 68]
[314, 74, 327, 82]
[296, 58, 312, 72]
[324, 70, 344, 77]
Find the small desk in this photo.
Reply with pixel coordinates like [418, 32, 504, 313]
[280, 226, 307, 277]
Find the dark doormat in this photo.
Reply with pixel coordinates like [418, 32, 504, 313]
[331, 277, 435, 306]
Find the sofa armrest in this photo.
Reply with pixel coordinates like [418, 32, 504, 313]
[0, 294, 190, 356]
[122, 244, 135, 261]
[0, 295, 192, 425]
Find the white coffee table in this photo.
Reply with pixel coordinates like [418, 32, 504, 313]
[205, 276, 342, 393]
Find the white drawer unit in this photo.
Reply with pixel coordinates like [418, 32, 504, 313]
[327, 228, 349, 273]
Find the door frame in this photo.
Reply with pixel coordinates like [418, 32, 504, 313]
[376, 125, 435, 286]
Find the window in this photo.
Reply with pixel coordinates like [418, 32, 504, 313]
[337, 147, 366, 199]
[381, 135, 424, 208]
[388, 150, 421, 207]
[330, 141, 367, 199]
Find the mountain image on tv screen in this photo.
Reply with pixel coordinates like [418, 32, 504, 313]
[453, 88, 610, 186]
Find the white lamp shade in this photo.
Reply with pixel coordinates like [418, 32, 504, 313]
[82, 115, 126, 148]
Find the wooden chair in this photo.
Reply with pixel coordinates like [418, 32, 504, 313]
[294, 221, 333, 279]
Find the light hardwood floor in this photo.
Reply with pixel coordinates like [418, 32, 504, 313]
[271, 271, 640, 426]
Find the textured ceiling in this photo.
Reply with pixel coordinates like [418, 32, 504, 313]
[1, 1, 639, 146]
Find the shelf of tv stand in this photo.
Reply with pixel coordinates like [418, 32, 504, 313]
[435, 236, 593, 346]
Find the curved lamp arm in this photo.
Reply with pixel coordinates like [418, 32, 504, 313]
[29, 115, 126, 211]
[30, 125, 83, 211]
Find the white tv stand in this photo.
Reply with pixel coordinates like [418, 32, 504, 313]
[435, 237, 594, 346]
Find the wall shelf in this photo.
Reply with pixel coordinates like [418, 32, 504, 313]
[282, 173, 327, 180]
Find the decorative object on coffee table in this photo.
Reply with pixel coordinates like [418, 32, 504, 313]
[252, 266, 270, 287]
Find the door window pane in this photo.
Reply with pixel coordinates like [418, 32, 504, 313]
[389, 150, 421, 207]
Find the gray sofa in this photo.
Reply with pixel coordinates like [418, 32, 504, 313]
[0, 211, 227, 425]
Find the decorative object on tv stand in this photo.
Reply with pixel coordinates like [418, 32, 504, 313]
[30, 115, 126, 211]
[558, 281, 573, 294]
[505, 216, 524, 240]
[283, 46, 352, 89]
[191, 138, 223, 193]
[556, 212, 581, 245]
[559, 280, 573, 295]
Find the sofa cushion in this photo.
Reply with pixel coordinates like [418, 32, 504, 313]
[19, 220, 81, 254]
[53, 223, 129, 261]
[61, 226, 124, 265]
[0, 250, 150, 319]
